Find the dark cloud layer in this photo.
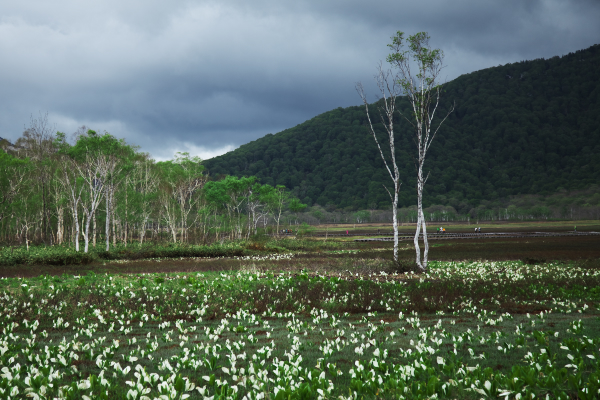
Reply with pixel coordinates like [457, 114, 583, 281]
[1, 0, 599, 160]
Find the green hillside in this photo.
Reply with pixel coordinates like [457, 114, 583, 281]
[204, 44, 600, 213]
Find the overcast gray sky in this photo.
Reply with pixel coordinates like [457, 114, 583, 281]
[1, 0, 599, 160]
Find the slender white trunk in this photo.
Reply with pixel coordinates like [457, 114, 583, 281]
[57, 207, 64, 245]
[123, 221, 126, 243]
[140, 218, 148, 244]
[357, 73, 401, 263]
[414, 166, 429, 271]
[124, 189, 128, 247]
[112, 215, 117, 246]
[180, 200, 186, 244]
[105, 187, 111, 251]
[74, 206, 80, 252]
[392, 191, 398, 261]
[81, 195, 103, 253]
[92, 211, 97, 247]
[275, 214, 282, 237]
[83, 212, 91, 253]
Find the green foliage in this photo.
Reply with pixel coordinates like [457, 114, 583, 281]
[296, 222, 316, 237]
[65, 130, 136, 162]
[0, 246, 97, 266]
[156, 152, 204, 184]
[94, 243, 244, 260]
[353, 210, 370, 223]
[204, 175, 256, 211]
[0, 243, 244, 266]
[0, 151, 31, 222]
[288, 197, 307, 213]
[204, 44, 600, 210]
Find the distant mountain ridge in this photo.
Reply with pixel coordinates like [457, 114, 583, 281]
[205, 44, 600, 212]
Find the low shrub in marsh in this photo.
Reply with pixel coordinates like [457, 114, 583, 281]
[0, 246, 97, 266]
[0, 243, 244, 267]
[95, 243, 244, 260]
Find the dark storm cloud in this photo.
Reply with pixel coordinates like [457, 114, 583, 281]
[0, 0, 598, 160]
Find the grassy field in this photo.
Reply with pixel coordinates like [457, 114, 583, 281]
[0, 234, 599, 399]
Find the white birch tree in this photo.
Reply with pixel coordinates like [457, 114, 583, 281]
[50, 167, 68, 245]
[386, 31, 454, 272]
[101, 140, 135, 251]
[103, 157, 121, 251]
[157, 153, 205, 244]
[357, 66, 403, 262]
[0, 152, 28, 227]
[247, 183, 271, 236]
[131, 159, 158, 244]
[74, 152, 106, 253]
[58, 159, 84, 251]
[271, 185, 290, 236]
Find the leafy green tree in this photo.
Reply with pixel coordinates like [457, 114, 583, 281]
[55, 133, 85, 252]
[65, 130, 137, 252]
[0, 150, 28, 229]
[247, 183, 276, 236]
[49, 164, 69, 245]
[354, 210, 370, 224]
[12, 175, 39, 250]
[288, 197, 307, 226]
[266, 185, 291, 235]
[203, 180, 231, 241]
[156, 153, 205, 243]
[127, 157, 159, 244]
[15, 113, 60, 245]
[223, 176, 255, 239]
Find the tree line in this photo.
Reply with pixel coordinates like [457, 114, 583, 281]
[296, 186, 600, 227]
[0, 117, 306, 251]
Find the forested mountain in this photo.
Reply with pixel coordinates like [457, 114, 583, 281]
[204, 44, 600, 213]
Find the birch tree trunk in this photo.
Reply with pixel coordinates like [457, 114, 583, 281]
[103, 158, 121, 252]
[413, 167, 430, 268]
[75, 154, 106, 253]
[60, 165, 83, 252]
[82, 213, 91, 253]
[134, 160, 158, 244]
[92, 211, 97, 247]
[112, 215, 117, 246]
[57, 207, 64, 245]
[105, 185, 112, 251]
[159, 191, 179, 243]
[74, 206, 80, 251]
